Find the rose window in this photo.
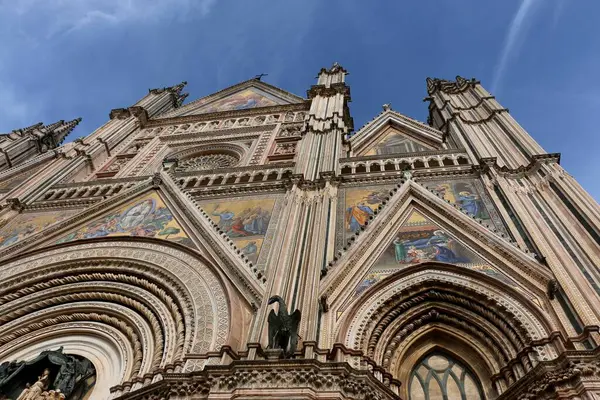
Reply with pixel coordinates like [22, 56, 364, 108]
[174, 153, 238, 172]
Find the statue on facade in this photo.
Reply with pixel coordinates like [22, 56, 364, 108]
[16, 368, 50, 400]
[0, 348, 95, 400]
[267, 295, 301, 358]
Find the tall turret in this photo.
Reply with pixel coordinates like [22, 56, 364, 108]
[297, 63, 353, 180]
[426, 76, 545, 169]
[0, 118, 81, 170]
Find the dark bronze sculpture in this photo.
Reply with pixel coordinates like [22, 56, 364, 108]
[267, 295, 301, 358]
[0, 347, 95, 399]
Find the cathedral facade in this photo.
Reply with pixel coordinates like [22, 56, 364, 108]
[0, 64, 599, 400]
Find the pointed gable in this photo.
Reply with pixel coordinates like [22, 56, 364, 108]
[361, 125, 435, 156]
[161, 79, 306, 119]
[354, 209, 516, 296]
[350, 108, 444, 157]
[55, 191, 196, 249]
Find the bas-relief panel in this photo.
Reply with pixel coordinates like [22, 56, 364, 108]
[336, 185, 394, 250]
[354, 210, 517, 296]
[0, 209, 80, 248]
[194, 88, 282, 114]
[423, 179, 508, 234]
[56, 191, 196, 249]
[363, 128, 432, 156]
[198, 197, 276, 265]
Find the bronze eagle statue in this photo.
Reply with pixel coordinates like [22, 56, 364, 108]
[267, 295, 301, 358]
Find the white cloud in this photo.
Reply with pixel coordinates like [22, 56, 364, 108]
[0, 0, 215, 130]
[491, 0, 541, 94]
[0, 0, 217, 38]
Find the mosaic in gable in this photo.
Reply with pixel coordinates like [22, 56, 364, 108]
[56, 191, 195, 249]
[354, 210, 516, 296]
[0, 209, 80, 249]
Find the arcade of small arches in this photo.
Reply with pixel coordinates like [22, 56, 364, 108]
[340, 154, 470, 175]
[176, 166, 295, 188]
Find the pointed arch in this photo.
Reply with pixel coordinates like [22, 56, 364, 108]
[334, 263, 557, 398]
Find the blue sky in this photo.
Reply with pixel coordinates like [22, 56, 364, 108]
[1, 0, 599, 200]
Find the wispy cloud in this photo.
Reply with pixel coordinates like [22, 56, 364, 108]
[0, 0, 217, 38]
[491, 0, 541, 94]
[0, 0, 215, 130]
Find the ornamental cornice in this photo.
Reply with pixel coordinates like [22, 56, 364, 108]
[50, 176, 147, 189]
[113, 358, 400, 400]
[426, 76, 478, 95]
[188, 182, 288, 198]
[151, 102, 310, 126]
[481, 154, 561, 178]
[307, 82, 351, 99]
[341, 148, 466, 163]
[157, 124, 269, 141]
[172, 161, 295, 178]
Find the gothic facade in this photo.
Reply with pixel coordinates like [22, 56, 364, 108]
[0, 64, 599, 400]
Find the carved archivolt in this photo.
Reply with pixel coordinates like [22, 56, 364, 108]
[334, 265, 556, 398]
[0, 240, 231, 395]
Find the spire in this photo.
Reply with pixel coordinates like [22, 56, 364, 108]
[37, 118, 82, 149]
[10, 122, 43, 135]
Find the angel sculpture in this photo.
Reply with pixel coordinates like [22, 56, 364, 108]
[267, 295, 301, 358]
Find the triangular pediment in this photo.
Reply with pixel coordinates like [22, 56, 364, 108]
[55, 191, 196, 249]
[354, 209, 516, 297]
[322, 180, 553, 307]
[359, 125, 435, 156]
[162, 79, 305, 119]
[350, 110, 444, 156]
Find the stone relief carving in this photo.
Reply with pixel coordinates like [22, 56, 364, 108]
[174, 153, 238, 172]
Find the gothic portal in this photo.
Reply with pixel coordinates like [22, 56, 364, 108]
[0, 64, 599, 400]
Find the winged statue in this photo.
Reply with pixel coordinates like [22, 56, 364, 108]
[267, 295, 301, 358]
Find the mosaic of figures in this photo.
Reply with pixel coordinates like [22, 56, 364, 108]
[194, 88, 283, 114]
[423, 179, 508, 233]
[139, 111, 305, 138]
[354, 210, 516, 296]
[198, 197, 276, 265]
[336, 185, 394, 248]
[0, 209, 80, 249]
[56, 191, 195, 249]
[363, 127, 433, 156]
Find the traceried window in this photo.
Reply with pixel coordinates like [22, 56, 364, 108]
[409, 352, 484, 400]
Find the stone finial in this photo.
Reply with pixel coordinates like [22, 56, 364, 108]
[382, 103, 392, 111]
